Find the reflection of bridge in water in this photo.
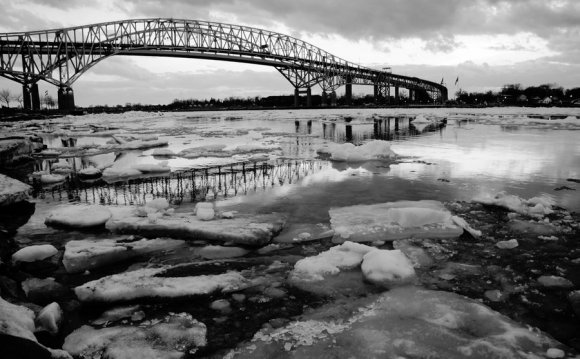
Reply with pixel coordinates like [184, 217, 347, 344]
[322, 117, 445, 144]
[34, 160, 331, 206]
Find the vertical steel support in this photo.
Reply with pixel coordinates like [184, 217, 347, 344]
[294, 88, 300, 107]
[321, 91, 328, 107]
[345, 75, 352, 105]
[330, 91, 337, 107]
[22, 85, 31, 110]
[394, 86, 400, 105]
[31, 83, 40, 111]
[58, 87, 75, 112]
[306, 87, 312, 108]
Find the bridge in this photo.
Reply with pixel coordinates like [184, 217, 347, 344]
[0, 18, 448, 111]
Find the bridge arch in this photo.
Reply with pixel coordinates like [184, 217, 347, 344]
[0, 18, 447, 110]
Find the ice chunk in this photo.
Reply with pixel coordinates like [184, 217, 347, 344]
[537, 275, 573, 288]
[361, 249, 416, 288]
[330, 200, 463, 242]
[40, 173, 66, 184]
[45, 204, 111, 228]
[178, 144, 229, 158]
[0, 173, 31, 206]
[78, 166, 102, 178]
[198, 245, 249, 259]
[106, 210, 285, 247]
[75, 266, 247, 302]
[290, 241, 375, 282]
[317, 140, 397, 162]
[229, 286, 565, 359]
[474, 192, 554, 218]
[37, 302, 63, 334]
[411, 114, 431, 123]
[145, 198, 170, 211]
[64, 313, 206, 359]
[102, 167, 143, 178]
[151, 148, 176, 156]
[496, 239, 519, 249]
[63, 237, 186, 273]
[0, 296, 72, 359]
[12, 244, 58, 263]
[132, 161, 170, 173]
[195, 202, 215, 221]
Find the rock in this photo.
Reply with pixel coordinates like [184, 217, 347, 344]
[62, 237, 186, 273]
[0, 173, 31, 206]
[196, 202, 215, 221]
[484, 289, 503, 302]
[12, 244, 58, 263]
[329, 200, 463, 243]
[496, 239, 519, 249]
[36, 302, 63, 335]
[74, 266, 247, 302]
[228, 286, 565, 359]
[21, 278, 69, 304]
[45, 204, 112, 228]
[568, 291, 580, 317]
[198, 245, 249, 259]
[0, 295, 72, 359]
[106, 208, 286, 247]
[537, 275, 574, 289]
[361, 249, 416, 288]
[63, 313, 206, 358]
[547, 348, 566, 358]
[210, 299, 232, 314]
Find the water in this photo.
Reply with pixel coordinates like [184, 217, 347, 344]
[3, 107, 580, 355]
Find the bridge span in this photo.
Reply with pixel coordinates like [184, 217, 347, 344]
[0, 18, 448, 111]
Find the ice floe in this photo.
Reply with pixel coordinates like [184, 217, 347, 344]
[37, 302, 63, 335]
[75, 266, 247, 302]
[12, 244, 58, 263]
[317, 140, 397, 162]
[106, 206, 285, 246]
[329, 200, 464, 242]
[228, 286, 566, 358]
[361, 249, 416, 288]
[45, 204, 112, 228]
[474, 192, 554, 218]
[63, 313, 206, 358]
[62, 237, 186, 273]
[0, 173, 31, 206]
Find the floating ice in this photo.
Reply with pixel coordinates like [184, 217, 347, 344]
[45, 204, 112, 228]
[40, 173, 66, 184]
[537, 275, 573, 288]
[151, 148, 176, 156]
[198, 245, 249, 259]
[178, 144, 229, 158]
[106, 208, 285, 246]
[0, 173, 31, 206]
[361, 249, 416, 288]
[78, 166, 102, 178]
[132, 161, 170, 173]
[37, 302, 63, 335]
[229, 286, 566, 358]
[62, 237, 186, 273]
[75, 266, 247, 302]
[102, 166, 143, 178]
[317, 140, 397, 162]
[12, 244, 58, 263]
[195, 202, 215, 221]
[474, 192, 554, 217]
[0, 296, 72, 359]
[290, 241, 374, 282]
[330, 200, 463, 242]
[63, 313, 206, 359]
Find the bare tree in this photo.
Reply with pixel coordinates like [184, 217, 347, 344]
[0, 89, 12, 108]
[16, 94, 23, 108]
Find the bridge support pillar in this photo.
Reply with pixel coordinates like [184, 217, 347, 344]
[330, 91, 337, 107]
[321, 91, 328, 107]
[409, 89, 415, 103]
[374, 85, 379, 103]
[306, 87, 312, 107]
[22, 85, 31, 110]
[58, 87, 75, 112]
[345, 75, 352, 106]
[31, 83, 40, 111]
[294, 87, 312, 108]
[394, 86, 400, 105]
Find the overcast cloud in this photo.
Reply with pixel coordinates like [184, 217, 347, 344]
[1, 0, 579, 105]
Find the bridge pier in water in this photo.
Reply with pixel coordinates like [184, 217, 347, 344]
[345, 75, 353, 105]
[294, 87, 312, 108]
[58, 87, 75, 112]
[31, 83, 40, 111]
[394, 86, 400, 105]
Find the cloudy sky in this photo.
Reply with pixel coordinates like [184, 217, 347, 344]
[1, 0, 579, 106]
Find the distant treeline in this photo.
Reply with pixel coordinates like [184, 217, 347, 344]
[455, 84, 580, 106]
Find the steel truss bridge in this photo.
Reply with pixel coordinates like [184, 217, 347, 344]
[0, 18, 447, 111]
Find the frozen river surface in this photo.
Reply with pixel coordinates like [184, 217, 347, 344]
[1, 107, 580, 358]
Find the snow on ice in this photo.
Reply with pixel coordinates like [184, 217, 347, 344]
[0, 173, 31, 206]
[45, 204, 112, 228]
[75, 266, 247, 302]
[228, 286, 567, 359]
[62, 237, 186, 273]
[12, 244, 58, 263]
[474, 192, 554, 218]
[329, 200, 464, 242]
[317, 140, 397, 162]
